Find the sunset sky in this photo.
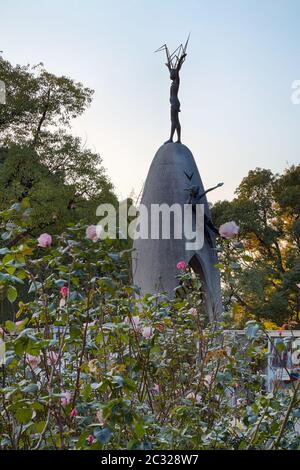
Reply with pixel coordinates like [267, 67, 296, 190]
[1, 0, 300, 203]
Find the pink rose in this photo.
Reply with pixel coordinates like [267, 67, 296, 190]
[176, 261, 187, 270]
[196, 394, 202, 403]
[86, 225, 102, 242]
[142, 326, 153, 339]
[188, 308, 197, 316]
[60, 286, 69, 298]
[26, 353, 41, 369]
[219, 221, 239, 239]
[204, 373, 213, 386]
[186, 392, 202, 403]
[47, 351, 59, 365]
[125, 315, 140, 330]
[37, 233, 52, 248]
[60, 391, 71, 406]
[87, 435, 95, 445]
[70, 408, 77, 418]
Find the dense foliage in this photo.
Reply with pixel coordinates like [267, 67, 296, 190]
[1, 54, 299, 451]
[212, 166, 300, 326]
[0, 57, 117, 234]
[0, 204, 300, 450]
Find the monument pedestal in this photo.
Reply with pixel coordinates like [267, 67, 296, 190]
[132, 143, 222, 320]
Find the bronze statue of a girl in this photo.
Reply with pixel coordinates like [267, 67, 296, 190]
[155, 35, 189, 144]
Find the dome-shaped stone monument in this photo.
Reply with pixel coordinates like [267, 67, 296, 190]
[132, 38, 222, 320]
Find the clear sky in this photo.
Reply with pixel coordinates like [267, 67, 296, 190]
[1, 0, 300, 203]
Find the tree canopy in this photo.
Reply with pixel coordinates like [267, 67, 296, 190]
[0, 57, 117, 235]
[212, 166, 300, 325]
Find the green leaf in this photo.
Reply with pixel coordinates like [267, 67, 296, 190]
[54, 279, 66, 288]
[134, 420, 145, 438]
[1, 231, 12, 241]
[9, 275, 24, 285]
[34, 421, 46, 433]
[245, 322, 261, 340]
[76, 431, 90, 449]
[5, 320, 16, 332]
[123, 377, 136, 392]
[242, 255, 253, 262]
[274, 339, 285, 352]
[3, 253, 14, 264]
[7, 285, 17, 303]
[28, 281, 42, 293]
[20, 197, 30, 209]
[70, 324, 81, 339]
[94, 427, 112, 445]
[15, 408, 33, 424]
[0, 272, 10, 282]
[82, 383, 92, 401]
[292, 409, 300, 418]
[0, 248, 11, 255]
[112, 375, 125, 388]
[22, 383, 39, 394]
[214, 263, 225, 270]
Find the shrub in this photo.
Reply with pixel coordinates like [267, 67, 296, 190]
[0, 203, 299, 450]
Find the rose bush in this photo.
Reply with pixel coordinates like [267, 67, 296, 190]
[0, 202, 299, 450]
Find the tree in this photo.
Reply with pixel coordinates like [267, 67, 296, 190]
[212, 166, 300, 325]
[0, 57, 117, 231]
[0, 58, 93, 143]
[0, 145, 76, 234]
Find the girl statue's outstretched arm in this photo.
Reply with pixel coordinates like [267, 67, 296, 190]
[198, 182, 224, 199]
